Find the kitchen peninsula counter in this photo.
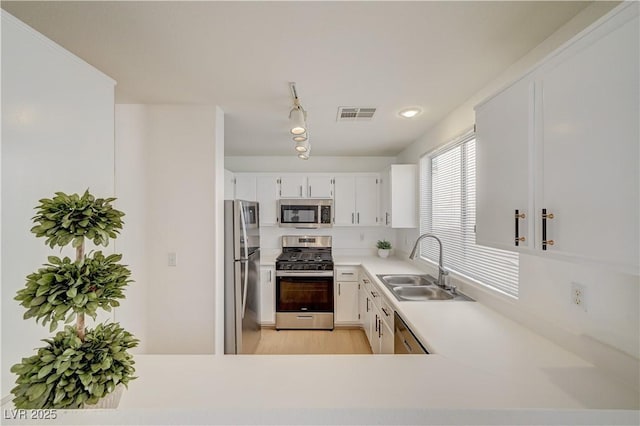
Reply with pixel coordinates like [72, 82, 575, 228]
[3, 257, 638, 425]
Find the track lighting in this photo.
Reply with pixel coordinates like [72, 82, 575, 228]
[295, 139, 310, 153]
[289, 82, 312, 159]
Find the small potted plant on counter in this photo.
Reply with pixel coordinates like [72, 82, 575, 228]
[11, 190, 138, 409]
[376, 240, 392, 258]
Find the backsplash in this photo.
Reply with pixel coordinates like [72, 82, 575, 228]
[260, 225, 395, 253]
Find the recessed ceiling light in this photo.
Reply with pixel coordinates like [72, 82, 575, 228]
[399, 107, 422, 118]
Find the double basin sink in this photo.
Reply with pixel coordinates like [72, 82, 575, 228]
[377, 274, 474, 302]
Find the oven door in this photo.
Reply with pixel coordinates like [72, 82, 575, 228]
[275, 271, 334, 329]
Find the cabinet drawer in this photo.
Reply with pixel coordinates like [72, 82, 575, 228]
[335, 267, 359, 282]
[379, 295, 393, 329]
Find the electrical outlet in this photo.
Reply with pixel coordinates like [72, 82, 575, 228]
[168, 252, 177, 267]
[571, 282, 586, 311]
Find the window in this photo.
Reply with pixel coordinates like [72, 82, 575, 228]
[420, 133, 519, 298]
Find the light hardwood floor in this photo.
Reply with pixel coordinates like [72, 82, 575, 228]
[254, 328, 373, 355]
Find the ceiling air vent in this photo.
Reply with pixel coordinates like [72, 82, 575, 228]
[337, 107, 377, 121]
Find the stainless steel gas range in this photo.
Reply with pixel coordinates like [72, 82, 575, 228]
[275, 236, 334, 330]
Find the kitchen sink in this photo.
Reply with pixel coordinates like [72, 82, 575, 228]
[377, 274, 434, 286]
[376, 274, 474, 302]
[392, 285, 453, 301]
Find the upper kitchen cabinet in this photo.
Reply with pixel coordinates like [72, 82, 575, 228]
[535, 6, 638, 272]
[256, 175, 279, 226]
[475, 77, 533, 250]
[306, 176, 333, 198]
[334, 174, 379, 226]
[279, 175, 307, 198]
[224, 169, 236, 200]
[475, 3, 639, 274]
[279, 174, 333, 198]
[234, 174, 257, 201]
[380, 165, 418, 228]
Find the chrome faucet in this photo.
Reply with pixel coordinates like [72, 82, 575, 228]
[409, 233, 452, 291]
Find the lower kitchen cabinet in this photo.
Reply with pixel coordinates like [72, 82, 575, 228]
[360, 271, 393, 354]
[335, 267, 360, 325]
[259, 265, 275, 325]
[335, 281, 359, 324]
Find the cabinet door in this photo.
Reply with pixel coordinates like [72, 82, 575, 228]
[354, 176, 379, 226]
[475, 77, 532, 251]
[256, 175, 279, 226]
[224, 169, 235, 200]
[335, 281, 359, 323]
[370, 307, 382, 354]
[537, 14, 639, 271]
[380, 318, 394, 354]
[333, 176, 356, 225]
[388, 165, 417, 228]
[357, 279, 366, 325]
[307, 176, 333, 198]
[234, 174, 257, 201]
[259, 266, 275, 325]
[380, 169, 391, 227]
[279, 175, 306, 198]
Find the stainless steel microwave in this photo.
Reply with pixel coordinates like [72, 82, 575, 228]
[277, 199, 333, 228]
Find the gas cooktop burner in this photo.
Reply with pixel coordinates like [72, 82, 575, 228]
[276, 236, 333, 271]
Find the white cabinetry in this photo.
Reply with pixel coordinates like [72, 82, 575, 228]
[279, 174, 333, 198]
[476, 77, 533, 250]
[380, 165, 418, 228]
[306, 176, 333, 198]
[259, 265, 275, 325]
[334, 267, 359, 324]
[362, 274, 393, 354]
[475, 4, 639, 273]
[279, 175, 307, 198]
[333, 175, 379, 226]
[224, 169, 235, 200]
[256, 175, 279, 226]
[234, 174, 257, 201]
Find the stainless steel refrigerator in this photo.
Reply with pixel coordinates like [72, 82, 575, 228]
[224, 200, 261, 354]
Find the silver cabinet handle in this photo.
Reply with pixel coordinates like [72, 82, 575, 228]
[375, 314, 379, 332]
[362, 279, 370, 284]
[403, 339, 413, 353]
[366, 297, 370, 312]
[378, 318, 382, 338]
[297, 315, 313, 320]
[351, 213, 354, 224]
[342, 272, 354, 275]
[269, 270, 272, 282]
[338, 283, 341, 296]
[299, 185, 303, 197]
[385, 212, 389, 225]
[357, 212, 360, 224]
[309, 186, 312, 197]
[381, 307, 390, 317]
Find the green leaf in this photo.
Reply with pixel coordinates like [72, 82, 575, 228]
[26, 383, 47, 401]
[37, 363, 54, 379]
[66, 287, 77, 298]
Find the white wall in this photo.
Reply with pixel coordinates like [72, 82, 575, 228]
[225, 156, 396, 173]
[1, 12, 116, 397]
[115, 105, 217, 354]
[114, 105, 149, 353]
[395, 1, 639, 384]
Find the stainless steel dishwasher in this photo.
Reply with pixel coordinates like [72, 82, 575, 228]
[394, 312, 429, 354]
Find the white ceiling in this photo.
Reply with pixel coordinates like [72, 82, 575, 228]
[2, 1, 591, 157]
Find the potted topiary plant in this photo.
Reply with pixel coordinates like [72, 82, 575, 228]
[10, 190, 138, 409]
[376, 240, 392, 258]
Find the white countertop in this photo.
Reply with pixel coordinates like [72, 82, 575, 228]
[6, 256, 637, 425]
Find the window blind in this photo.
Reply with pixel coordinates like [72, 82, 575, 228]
[419, 136, 519, 298]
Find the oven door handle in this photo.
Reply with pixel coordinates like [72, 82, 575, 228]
[275, 270, 334, 277]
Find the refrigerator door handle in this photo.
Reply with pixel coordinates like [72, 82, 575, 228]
[238, 201, 250, 260]
[240, 259, 249, 319]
